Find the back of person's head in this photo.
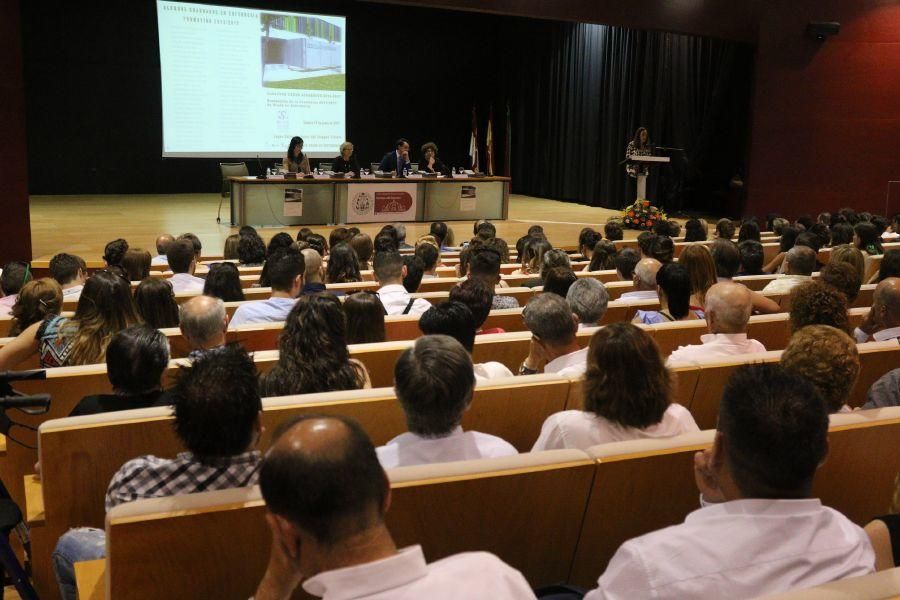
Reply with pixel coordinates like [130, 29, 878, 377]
[223, 234, 241, 260]
[855, 221, 883, 254]
[578, 228, 602, 254]
[604, 220, 624, 241]
[69, 271, 140, 365]
[135, 277, 179, 329]
[449, 277, 493, 328]
[772, 217, 790, 236]
[652, 220, 670, 237]
[717, 363, 828, 498]
[475, 221, 496, 239]
[711, 239, 741, 278]
[301, 248, 323, 282]
[829, 244, 866, 282]
[779, 226, 799, 253]
[795, 231, 822, 253]
[328, 227, 351, 251]
[237, 234, 267, 265]
[10, 278, 62, 336]
[796, 214, 814, 231]
[49, 253, 86, 286]
[667, 220, 681, 238]
[879, 250, 900, 282]
[588, 240, 617, 272]
[267, 232, 295, 258]
[873, 277, 900, 324]
[155, 234, 175, 256]
[267, 247, 306, 292]
[527, 224, 545, 237]
[789, 281, 850, 333]
[584, 323, 671, 428]
[414, 241, 440, 271]
[122, 248, 151, 281]
[305, 233, 329, 257]
[178, 295, 226, 348]
[350, 233, 374, 268]
[678, 244, 717, 304]
[614, 248, 640, 280]
[373, 233, 398, 253]
[715, 219, 735, 240]
[820, 262, 862, 303]
[737, 221, 760, 243]
[106, 325, 170, 395]
[394, 335, 475, 437]
[326, 243, 361, 284]
[1, 261, 32, 296]
[103, 238, 129, 266]
[167, 239, 197, 274]
[418, 301, 477, 352]
[633, 258, 662, 289]
[737, 240, 764, 275]
[830, 222, 854, 246]
[566, 278, 609, 326]
[540, 249, 571, 279]
[542, 267, 577, 298]
[705, 282, 753, 334]
[203, 262, 246, 302]
[785, 245, 816, 276]
[810, 223, 831, 249]
[343, 292, 386, 345]
[469, 247, 502, 282]
[656, 262, 692, 319]
[637, 232, 657, 257]
[178, 233, 202, 257]
[520, 237, 552, 273]
[241, 225, 261, 239]
[649, 236, 675, 264]
[782, 325, 859, 413]
[429, 221, 448, 247]
[402, 255, 425, 293]
[172, 344, 261, 458]
[683, 219, 707, 242]
[373, 251, 404, 283]
[260, 415, 388, 546]
[523, 293, 577, 346]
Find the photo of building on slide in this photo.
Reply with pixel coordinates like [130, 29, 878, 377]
[260, 13, 344, 90]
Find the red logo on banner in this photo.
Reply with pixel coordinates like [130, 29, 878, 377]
[374, 191, 413, 214]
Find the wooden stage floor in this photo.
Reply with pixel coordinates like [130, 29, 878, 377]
[30, 193, 677, 261]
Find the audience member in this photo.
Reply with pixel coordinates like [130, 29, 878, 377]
[855, 221, 884, 256]
[520, 294, 586, 376]
[736, 240, 764, 276]
[152, 234, 174, 265]
[402, 255, 425, 293]
[0, 261, 32, 310]
[134, 277, 179, 329]
[683, 218, 707, 242]
[328, 227, 352, 251]
[831, 222, 855, 246]
[782, 325, 859, 413]
[877, 249, 900, 282]
[863, 368, 900, 409]
[49, 253, 87, 296]
[449, 277, 497, 333]
[299, 248, 326, 295]
[305, 233, 329, 257]
[178, 233, 203, 260]
[253, 415, 533, 600]
[53, 344, 264, 600]
[714, 218, 735, 240]
[621, 258, 661, 300]
[542, 266, 578, 298]
[202, 262, 246, 302]
[584, 363, 874, 599]
[429, 220, 450, 248]
[614, 247, 640, 281]
[350, 233, 374, 270]
[237, 234, 267, 266]
[649, 235, 675, 264]
[636, 232, 656, 258]
[567, 278, 609, 327]
[789, 281, 851, 333]
[326, 242, 362, 284]
[771, 216, 789, 235]
[578, 228, 602, 262]
[259, 294, 370, 396]
[222, 234, 241, 260]
[179, 296, 227, 355]
[343, 292, 386, 344]
[230, 248, 304, 326]
[820, 261, 862, 303]
[853, 277, 900, 343]
[469, 248, 518, 309]
[634, 262, 703, 325]
[678, 244, 716, 310]
[373, 232, 398, 254]
[373, 251, 431, 315]
[9, 278, 62, 336]
[762, 246, 816, 293]
[587, 240, 617, 272]
[737, 221, 761, 243]
[166, 239, 206, 293]
[513, 236, 552, 277]
[710, 239, 741, 280]
[415, 240, 441, 278]
[668, 282, 766, 364]
[533, 323, 698, 451]
[121, 248, 151, 281]
[829, 244, 866, 282]
[523, 248, 571, 288]
[484, 236, 511, 264]
[604, 220, 624, 241]
[102, 238, 129, 267]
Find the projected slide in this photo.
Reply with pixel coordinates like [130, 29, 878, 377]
[157, 1, 346, 157]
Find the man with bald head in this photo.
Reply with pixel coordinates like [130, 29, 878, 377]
[152, 233, 175, 265]
[668, 282, 767, 365]
[253, 415, 535, 600]
[853, 277, 900, 343]
[620, 258, 662, 300]
[179, 295, 228, 356]
[762, 246, 816, 294]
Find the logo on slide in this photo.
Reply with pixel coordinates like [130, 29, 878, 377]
[374, 192, 413, 214]
[352, 192, 372, 215]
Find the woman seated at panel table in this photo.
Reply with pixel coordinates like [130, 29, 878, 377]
[333, 141, 361, 175]
[282, 136, 311, 174]
[420, 141, 449, 175]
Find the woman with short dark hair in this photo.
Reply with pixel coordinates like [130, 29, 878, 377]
[203, 263, 246, 302]
[532, 322, 698, 450]
[633, 262, 703, 325]
[587, 240, 617, 272]
[683, 219, 707, 242]
[122, 248, 152, 281]
[420, 142, 448, 175]
[855, 222, 884, 256]
[135, 277, 180, 329]
[343, 292, 386, 345]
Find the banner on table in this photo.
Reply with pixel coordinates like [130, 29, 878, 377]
[346, 183, 418, 223]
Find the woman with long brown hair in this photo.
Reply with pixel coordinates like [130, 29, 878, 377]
[9, 278, 62, 336]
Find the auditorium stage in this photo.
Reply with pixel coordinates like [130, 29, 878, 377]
[29, 193, 684, 261]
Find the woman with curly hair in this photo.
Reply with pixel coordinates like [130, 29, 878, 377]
[326, 243, 362, 284]
[586, 240, 617, 272]
[9, 278, 62, 336]
[259, 294, 370, 397]
[788, 281, 850, 334]
[781, 325, 859, 413]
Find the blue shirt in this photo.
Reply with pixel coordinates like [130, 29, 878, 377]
[229, 297, 296, 327]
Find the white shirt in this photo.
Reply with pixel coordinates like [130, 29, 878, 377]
[854, 325, 900, 344]
[377, 284, 431, 316]
[761, 274, 811, 294]
[544, 347, 589, 377]
[532, 404, 699, 451]
[619, 290, 658, 301]
[151, 255, 169, 265]
[667, 333, 767, 365]
[473, 362, 514, 381]
[168, 272, 206, 293]
[585, 498, 874, 600]
[302, 545, 535, 599]
[62, 284, 83, 297]
[376, 426, 517, 469]
[229, 297, 296, 327]
[0, 294, 17, 309]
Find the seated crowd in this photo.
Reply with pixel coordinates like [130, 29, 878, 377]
[0, 211, 898, 599]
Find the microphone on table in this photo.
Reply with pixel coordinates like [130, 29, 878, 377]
[256, 155, 267, 180]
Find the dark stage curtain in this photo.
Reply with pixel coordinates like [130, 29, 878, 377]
[506, 22, 753, 214]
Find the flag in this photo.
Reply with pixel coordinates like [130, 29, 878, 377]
[504, 101, 512, 177]
[485, 106, 494, 176]
[469, 105, 479, 172]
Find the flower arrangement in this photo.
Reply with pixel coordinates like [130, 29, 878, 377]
[622, 199, 667, 231]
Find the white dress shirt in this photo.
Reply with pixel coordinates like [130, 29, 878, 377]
[619, 290, 658, 301]
[376, 426, 517, 469]
[229, 297, 296, 327]
[377, 284, 431, 316]
[302, 545, 535, 599]
[62, 285, 83, 297]
[585, 498, 874, 600]
[667, 333, 767, 365]
[473, 361, 514, 381]
[544, 347, 589, 377]
[151, 255, 169, 265]
[168, 272, 206, 293]
[761, 274, 811, 294]
[532, 404, 699, 451]
[853, 325, 900, 344]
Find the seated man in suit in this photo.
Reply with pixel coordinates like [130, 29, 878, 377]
[585, 363, 874, 599]
[378, 138, 411, 174]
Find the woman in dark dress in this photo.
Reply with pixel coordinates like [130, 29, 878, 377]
[421, 142, 448, 175]
[333, 141, 361, 174]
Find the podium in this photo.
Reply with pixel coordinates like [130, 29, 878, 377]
[628, 154, 670, 201]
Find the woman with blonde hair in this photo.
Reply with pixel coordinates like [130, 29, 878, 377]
[829, 244, 866, 282]
[223, 234, 241, 260]
[9, 278, 63, 336]
[677, 244, 717, 312]
[333, 141, 361, 174]
[512, 236, 552, 276]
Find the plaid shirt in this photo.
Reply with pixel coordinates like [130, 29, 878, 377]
[105, 450, 262, 512]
